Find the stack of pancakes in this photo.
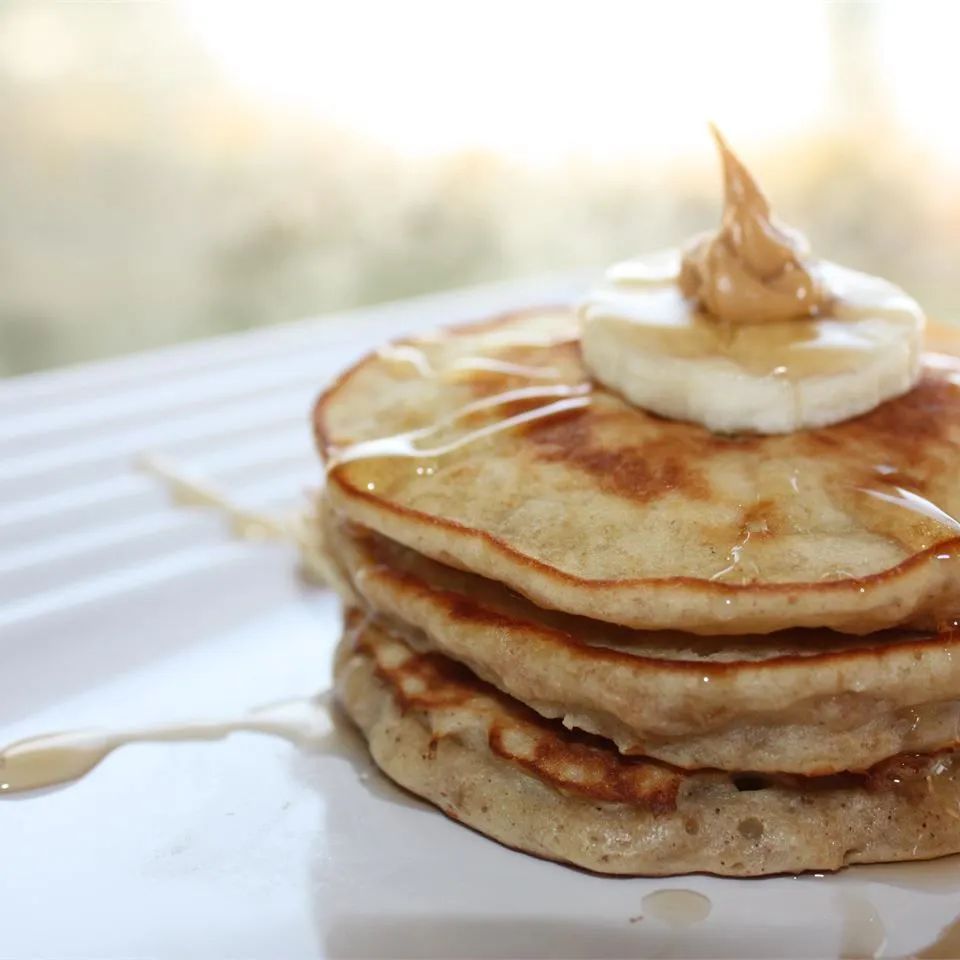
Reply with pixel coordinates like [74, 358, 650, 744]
[314, 308, 960, 876]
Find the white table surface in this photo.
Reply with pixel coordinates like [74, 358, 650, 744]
[2, 275, 959, 959]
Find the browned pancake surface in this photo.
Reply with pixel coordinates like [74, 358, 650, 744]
[317, 310, 960, 633]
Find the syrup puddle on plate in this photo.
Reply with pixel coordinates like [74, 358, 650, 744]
[0, 695, 333, 795]
[842, 856, 960, 894]
[797, 853, 960, 896]
[837, 891, 887, 959]
[640, 889, 711, 927]
[916, 913, 960, 958]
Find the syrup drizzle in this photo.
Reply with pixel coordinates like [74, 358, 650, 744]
[376, 344, 435, 377]
[327, 384, 591, 470]
[860, 485, 960, 534]
[0, 695, 332, 795]
[139, 453, 336, 587]
[139, 453, 298, 542]
[448, 356, 563, 380]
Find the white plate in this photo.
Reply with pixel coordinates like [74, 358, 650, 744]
[2, 277, 958, 959]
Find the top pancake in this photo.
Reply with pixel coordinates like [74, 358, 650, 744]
[315, 309, 960, 634]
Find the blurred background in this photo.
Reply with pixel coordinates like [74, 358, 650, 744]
[1, 0, 958, 376]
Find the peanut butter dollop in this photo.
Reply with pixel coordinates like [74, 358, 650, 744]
[679, 127, 827, 324]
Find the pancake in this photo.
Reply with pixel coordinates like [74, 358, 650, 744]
[335, 610, 960, 877]
[315, 309, 960, 635]
[324, 505, 960, 775]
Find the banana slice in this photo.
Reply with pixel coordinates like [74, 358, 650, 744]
[580, 252, 925, 435]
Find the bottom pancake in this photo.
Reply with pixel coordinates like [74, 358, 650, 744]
[334, 610, 960, 877]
